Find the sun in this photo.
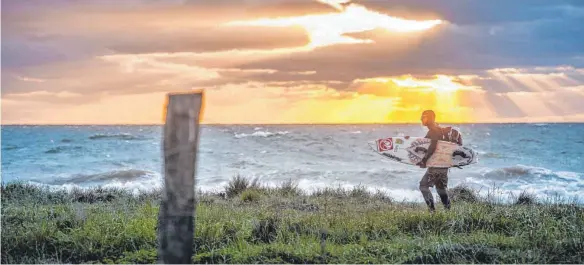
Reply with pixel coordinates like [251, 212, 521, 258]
[350, 75, 481, 123]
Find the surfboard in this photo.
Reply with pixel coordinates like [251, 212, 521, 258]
[368, 136, 478, 168]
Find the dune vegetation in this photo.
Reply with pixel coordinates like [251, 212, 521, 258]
[1, 176, 583, 264]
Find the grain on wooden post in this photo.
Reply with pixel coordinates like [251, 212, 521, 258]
[157, 91, 203, 264]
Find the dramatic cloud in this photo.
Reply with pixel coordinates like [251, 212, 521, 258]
[237, 20, 583, 79]
[2, 0, 584, 124]
[356, 0, 584, 25]
[225, 1, 442, 48]
[230, 1, 584, 77]
[2, 1, 323, 68]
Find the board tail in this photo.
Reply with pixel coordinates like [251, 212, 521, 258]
[367, 141, 378, 151]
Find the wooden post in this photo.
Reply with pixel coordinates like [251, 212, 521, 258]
[157, 91, 203, 264]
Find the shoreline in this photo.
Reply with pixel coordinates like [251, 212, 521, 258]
[2, 177, 583, 264]
[4, 174, 582, 206]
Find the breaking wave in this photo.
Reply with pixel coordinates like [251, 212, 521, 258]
[50, 169, 156, 185]
[519, 138, 543, 143]
[45, 146, 83, 154]
[468, 164, 584, 203]
[483, 164, 581, 182]
[2, 145, 19, 151]
[478, 151, 504, 159]
[89, 133, 141, 140]
[234, 131, 290, 139]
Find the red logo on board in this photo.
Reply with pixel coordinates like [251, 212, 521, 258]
[377, 138, 393, 151]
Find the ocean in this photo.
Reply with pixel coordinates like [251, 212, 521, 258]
[1, 124, 583, 203]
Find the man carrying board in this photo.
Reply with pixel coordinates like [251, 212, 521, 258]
[417, 110, 463, 213]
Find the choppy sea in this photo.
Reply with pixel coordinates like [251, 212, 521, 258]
[1, 124, 583, 203]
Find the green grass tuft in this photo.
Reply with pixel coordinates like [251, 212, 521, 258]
[241, 189, 262, 202]
[449, 184, 480, 203]
[276, 179, 302, 197]
[251, 215, 280, 244]
[225, 174, 260, 198]
[515, 190, 537, 205]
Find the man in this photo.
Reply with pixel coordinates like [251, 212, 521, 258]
[417, 110, 451, 213]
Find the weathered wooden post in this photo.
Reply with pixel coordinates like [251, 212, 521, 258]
[157, 91, 203, 264]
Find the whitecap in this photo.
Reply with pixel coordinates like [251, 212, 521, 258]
[483, 164, 554, 179]
[89, 133, 141, 140]
[234, 131, 289, 138]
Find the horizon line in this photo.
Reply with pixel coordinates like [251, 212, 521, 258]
[2, 121, 583, 126]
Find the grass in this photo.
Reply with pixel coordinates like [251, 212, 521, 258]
[1, 179, 583, 264]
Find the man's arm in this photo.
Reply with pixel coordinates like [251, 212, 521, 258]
[418, 128, 440, 167]
[422, 139, 438, 164]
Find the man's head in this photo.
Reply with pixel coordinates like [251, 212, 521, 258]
[421, 110, 436, 126]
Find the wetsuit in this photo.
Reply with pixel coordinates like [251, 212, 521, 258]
[419, 125, 451, 211]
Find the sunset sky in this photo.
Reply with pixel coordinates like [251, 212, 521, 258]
[2, 0, 584, 124]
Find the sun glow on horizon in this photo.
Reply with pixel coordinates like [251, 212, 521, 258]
[225, 0, 443, 48]
[352, 75, 480, 123]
